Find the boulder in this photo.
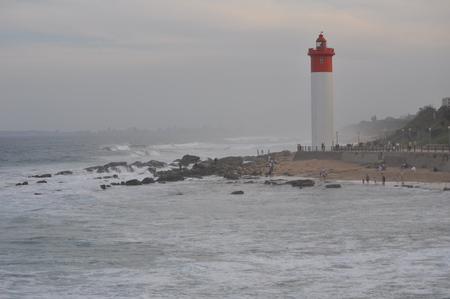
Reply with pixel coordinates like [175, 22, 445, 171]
[85, 162, 133, 173]
[125, 179, 142, 186]
[141, 177, 155, 184]
[231, 190, 244, 195]
[56, 171, 73, 175]
[217, 156, 243, 167]
[224, 173, 240, 180]
[286, 179, 315, 187]
[31, 174, 52, 178]
[156, 170, 185, 182]
[180, 155, 200, 166]
[325, 184, 341, 188]
[143, 160, 167, 168]
[36, 180, 47, 184]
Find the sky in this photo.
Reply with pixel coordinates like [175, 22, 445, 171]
[1, 0, 450, 138]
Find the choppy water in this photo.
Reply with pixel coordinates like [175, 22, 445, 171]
[1, 134, 449, 298]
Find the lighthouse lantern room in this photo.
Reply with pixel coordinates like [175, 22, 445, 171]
[308, 32, 335, 150]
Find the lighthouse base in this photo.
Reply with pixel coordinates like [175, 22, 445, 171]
[311, 72, 333, 149]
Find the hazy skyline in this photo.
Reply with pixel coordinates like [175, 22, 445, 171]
[1, 0, 449, 138]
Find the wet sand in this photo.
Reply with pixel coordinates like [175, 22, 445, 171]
[269, 152, 450, 188]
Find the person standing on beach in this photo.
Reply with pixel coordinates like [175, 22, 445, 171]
[381, 173, 386, 185]
[365, 174, 370, 184]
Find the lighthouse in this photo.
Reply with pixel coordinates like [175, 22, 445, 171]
[308, 32, 335, 150]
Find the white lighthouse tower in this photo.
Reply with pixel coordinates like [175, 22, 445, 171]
[308, 32, 335, 150]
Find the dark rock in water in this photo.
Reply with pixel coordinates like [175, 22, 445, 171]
[325, 184, 341, 188]
[85, 166, 105, 173]
[100, 184, 107, 190]
[180, 155, 200, 166]
[132, 160, 167, 169]
[286, 179, 315, 187]
[131, 161, 144, 167]
[231, 190, 244, 195]
[36, 180, 47, 184]
[144, 160, 167, 168]
[15, 183, 22, 186]
[22, 181, 28, 185]
[104, 162, 133, 173]
[56, 170, 73, 175]
[224, 173, 240, 180]
[34, 193, 42, 195]
[85, 162, 133, 173]
[157, 172, 185, 182]
[125, 179, 142, 186]
[111, 182, 121, 186]
[141, 177, 155, 184]
[31, 174, 52, 178]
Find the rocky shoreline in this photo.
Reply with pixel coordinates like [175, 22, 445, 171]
[15, 151, 326, 192]
[15, 149, 450, 192]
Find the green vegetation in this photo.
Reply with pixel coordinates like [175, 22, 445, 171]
[382, 105, 450, 146]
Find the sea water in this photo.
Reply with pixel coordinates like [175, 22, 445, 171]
[1, 134, 449, 298]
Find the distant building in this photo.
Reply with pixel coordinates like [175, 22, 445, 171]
[443, 97, 450, 107]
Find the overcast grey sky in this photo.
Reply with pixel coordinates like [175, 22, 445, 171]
[1, 0, 449, 137]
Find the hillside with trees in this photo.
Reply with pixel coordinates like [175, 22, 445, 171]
[341, 105, 450, 147]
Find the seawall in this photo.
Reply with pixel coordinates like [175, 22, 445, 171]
[293, 151, 450, 172]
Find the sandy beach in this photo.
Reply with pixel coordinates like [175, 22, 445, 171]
[270, 152, 450, 188]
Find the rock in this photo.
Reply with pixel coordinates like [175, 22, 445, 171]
[100, 184, 107, 190]
[36, 180, 47, 184]
[224, 173, 240, 180]
[286, 179, 315, 187]
[141, 177, 155, 184]
[85, 162, 133, 173]
[217, 156, 243, 167]
[31, 174, 52, 178]
[325, 184, 341, 188]
[156, 170, 185, 182]
[22, 181, 28, 185]
[125, 179, 142, 186]
[180, 155, 200, 166]
[56, 170, 73, 175]
[144, 160, 167, 168]
[231, 190, 244, 195]
[444, 187, 450, 191]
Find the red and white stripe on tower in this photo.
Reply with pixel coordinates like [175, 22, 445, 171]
[308, 32, 335, 150]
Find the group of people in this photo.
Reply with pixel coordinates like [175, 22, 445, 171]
[363, 173, 386, 185]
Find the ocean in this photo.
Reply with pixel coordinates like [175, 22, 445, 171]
[1, 133, 449, 298]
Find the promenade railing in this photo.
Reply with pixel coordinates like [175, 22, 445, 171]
[300, 145, 450, 153]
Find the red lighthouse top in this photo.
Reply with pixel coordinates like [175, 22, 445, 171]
[308, 33, 335, 72]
